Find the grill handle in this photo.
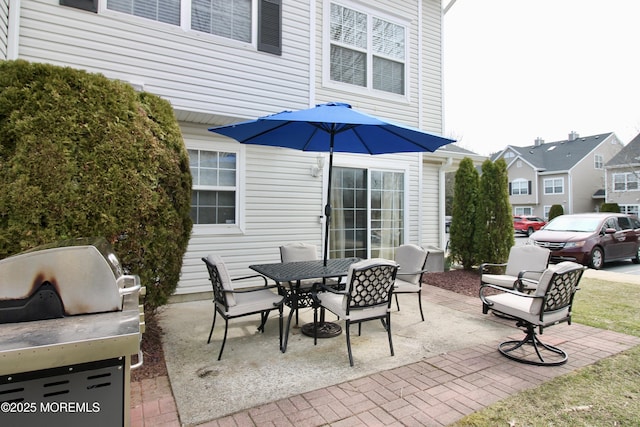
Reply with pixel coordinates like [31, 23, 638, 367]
[118, 274, 142, 297]
[131, 350, 144, 370]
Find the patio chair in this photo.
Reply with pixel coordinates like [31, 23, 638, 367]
[312, 258, 398, 366]
[393, 244, 429, 321]
[279, 242, 340, 325]
[480, 261, 585, 366]
[202, 254, 284, 360]
[480, 245, 551, 291]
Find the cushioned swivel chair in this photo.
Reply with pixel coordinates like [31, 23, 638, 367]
[202, 254, 284, 360]
[480, 261, 585, 366]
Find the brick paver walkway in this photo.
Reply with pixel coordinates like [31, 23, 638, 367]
[130, 284, 640, 426]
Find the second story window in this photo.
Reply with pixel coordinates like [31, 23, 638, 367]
[544, 178, 564, 194]
[107, 0, 181, 25]
[328, 2, 406, 95]
[594, 154, 604, 169]
[510, 179, 529, 195]
[192, 0, 251, 42]
[613, 173, 639, 191]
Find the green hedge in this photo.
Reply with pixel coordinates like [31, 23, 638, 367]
[0, 60, 192, 309]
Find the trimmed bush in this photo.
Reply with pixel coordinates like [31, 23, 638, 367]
[0, 60, 192, 309]
[548, 204, 564, 221]
[600, 203, 621, 213]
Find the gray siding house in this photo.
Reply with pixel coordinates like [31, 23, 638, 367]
[605, 133, 640, 215]
[492, 132, 624, 219]
[1, 0, 479, 297]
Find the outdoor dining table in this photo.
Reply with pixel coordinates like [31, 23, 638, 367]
[249, 257, 360, 353]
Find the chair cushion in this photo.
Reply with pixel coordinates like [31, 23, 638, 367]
[318, 291, 389, 321]
[530, 261, 582, 313]
[280, 242, 318, 262]
[207, 254, 236, 307]
[484, 292, 570, 326]
[504, 245, 550, 277]
[395, 244, 427, 285]
[394, 278, 421, 293]
[222, 289, 282, 317]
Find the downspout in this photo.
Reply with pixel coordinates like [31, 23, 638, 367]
[308, 0, 316, 107]
[439, 157, 453, 250]
[7, 0, 21, 59]
[417, 0, 423, 123]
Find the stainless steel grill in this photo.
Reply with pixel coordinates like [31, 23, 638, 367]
[0, 238, 144, 427]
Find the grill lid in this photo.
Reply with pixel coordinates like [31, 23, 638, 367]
[0, 237, 140, 322]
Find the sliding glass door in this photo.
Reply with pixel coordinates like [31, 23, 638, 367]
[329, 167, 404, 259]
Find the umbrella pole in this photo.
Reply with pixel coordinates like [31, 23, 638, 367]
[323, 132, 335, 266]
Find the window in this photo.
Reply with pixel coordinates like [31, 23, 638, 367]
[621, 205, 640, 216]
[594, 154, 604, 169]
[514, 207, 533, 215]
[188, 149, 237, 225]
[328, 2, 406, 95]
[510, 179, 529, 195]
[613, 173, 639, 191]
[329, 167, 405, 260]
[106, 0, 282, 54]
[543, 178, 564, 194]
[503, 151, 515, 159]
[107, 0, 181, 25]
[192, 0, 251, 42]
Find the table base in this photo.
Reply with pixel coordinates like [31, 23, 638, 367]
[301, 321, 342, 338]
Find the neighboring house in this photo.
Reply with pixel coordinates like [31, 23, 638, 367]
[1, 0, 478, 297]
[492, 132, 624, 219]
[604, 133, 640, 215]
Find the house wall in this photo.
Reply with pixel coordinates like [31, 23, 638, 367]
[16, 0, 311, 120]
[605, 165, 640, 209]
[569, 134, 623, 213]
[9, 0, 450, 296]
[537, 173, 569, 215]
[507, 161, 538, 214]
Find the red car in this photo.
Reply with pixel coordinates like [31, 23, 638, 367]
[513, 215, 546, 236]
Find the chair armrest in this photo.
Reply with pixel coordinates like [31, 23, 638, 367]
[397, 268, 429, 276]
[479, 262, 507, 274]
[231, 274, 269, 287]
[515, 269, 544, 291]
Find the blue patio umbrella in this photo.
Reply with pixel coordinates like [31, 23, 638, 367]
[209, 102, 455, 264]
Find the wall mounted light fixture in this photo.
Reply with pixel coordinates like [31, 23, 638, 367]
[311, 155, 326, 177]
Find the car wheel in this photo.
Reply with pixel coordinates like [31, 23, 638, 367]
[633, 246, 640, 264]
[590, 247, 604, 269]
[527, 227, 535, 236]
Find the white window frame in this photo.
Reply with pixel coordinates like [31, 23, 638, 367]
[514, 206, 533, 215]
[331, 156, 409, 259]
[187, 140, 246, 235]
[511, 178, 528, 195]
[322, 0, 410, 100]
[613, 172, 639, 192]
[543, 178, 564, 195]
[620, 204, 640, 216]
[102, 0, 259, 50]
[594, 154, 604, 169]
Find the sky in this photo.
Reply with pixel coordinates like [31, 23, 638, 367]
[443, 0, 640, 156]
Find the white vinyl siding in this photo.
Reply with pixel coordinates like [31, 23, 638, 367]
[18, 0, 305, 120]
[0, 0, 8, 59]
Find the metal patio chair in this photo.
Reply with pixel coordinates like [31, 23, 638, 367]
[202, 254, 284, 360]
[393, 244, 429, 321]
[312, 258, 398, 366]
[480, 261, 585, 366]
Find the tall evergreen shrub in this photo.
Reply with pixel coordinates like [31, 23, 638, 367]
[548, 204, 564, 221]
[0, 60, 192, 309]
[449, 157, 479, 270]
[475, 159, 514, 268]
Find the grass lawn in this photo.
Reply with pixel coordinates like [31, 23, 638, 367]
[452, 277, 640, 427]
